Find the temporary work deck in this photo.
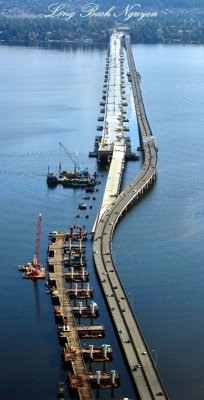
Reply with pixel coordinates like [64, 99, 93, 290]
[47, 233, 94, 400]
[93, 31, 168, 400]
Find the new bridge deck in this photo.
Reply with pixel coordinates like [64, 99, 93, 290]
[97, 31, 126, 163]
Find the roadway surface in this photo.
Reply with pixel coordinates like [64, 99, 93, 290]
[93, 33, 169, 400]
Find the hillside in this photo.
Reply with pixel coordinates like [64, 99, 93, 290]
[1, 0, 204, 16]
[1, 0, 204, 44]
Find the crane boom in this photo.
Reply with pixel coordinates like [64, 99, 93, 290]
[35, 212, 42, 264]
[59, 142, 80, 173]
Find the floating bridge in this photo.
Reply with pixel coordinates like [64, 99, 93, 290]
[97, 31, 126, 165]
[93, 30, 169, 400]
[90, 31, 136, 164]
[46, 29, 168, 400]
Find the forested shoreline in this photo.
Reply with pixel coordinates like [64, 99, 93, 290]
[1, 1, 204, 45]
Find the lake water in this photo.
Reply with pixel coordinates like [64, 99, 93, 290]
[0, 42, 204, 400]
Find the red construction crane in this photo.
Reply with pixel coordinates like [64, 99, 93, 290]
[34, 212, 42, 266]
[18, 212, 46, 279]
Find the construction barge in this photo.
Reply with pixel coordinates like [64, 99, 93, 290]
[47, 226, 120, 397]
[47, 170, 96, 188]
[18, 213, 46, 280]
[47, 142, 97, 188]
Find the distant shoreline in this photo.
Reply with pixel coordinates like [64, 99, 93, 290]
[1, 38, 203, 47]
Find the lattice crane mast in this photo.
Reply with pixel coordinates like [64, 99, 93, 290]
[33, 212, 42, 266]
[59, 143, 88, 176]
[59, 142, 79, 174]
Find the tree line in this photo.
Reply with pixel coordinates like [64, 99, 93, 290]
[1, 0, 204, 15]
[1, 8, 204, 45]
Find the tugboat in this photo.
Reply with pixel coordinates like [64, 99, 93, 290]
[55, 306, 63, 318]
[46, 172, 58, 185]
[57, 381, 65, 399]
[78, 203, 87, 210]
[19, 256, 46, 280]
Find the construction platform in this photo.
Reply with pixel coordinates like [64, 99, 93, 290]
[47, 230, 94, 400]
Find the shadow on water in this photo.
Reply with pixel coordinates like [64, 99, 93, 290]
[0, 40, 107, 52]
[33, 281, 42, 322]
